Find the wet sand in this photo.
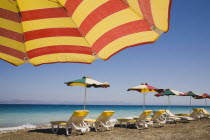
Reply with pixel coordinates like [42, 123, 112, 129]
[0, 119, 210, 140]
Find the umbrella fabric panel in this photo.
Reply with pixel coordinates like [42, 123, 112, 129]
[62, 0, 161, 59]
[85, 78, 109, 88]
[124, 0, 171, 32]
[155, 92, 164, 97]
[186, 92, 198, 96]
[66, 78, 86, 87]
[18, 0, 95, 66]
[193, 95, 203, 99]
[161, 89, 176, 96]
[161, 89, 183, 96]
[0, 0, 171, 66]
[202, 93, 210, 98]
[0, 0, 26, 66]
[183, 91, 199, 96]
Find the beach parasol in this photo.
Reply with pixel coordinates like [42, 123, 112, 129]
[193, 93, 210, 109]
[181, 91, 200, 113]
[0, 0, 172, 66]
[201, 93, 210, 109]
[65, 77, 109, 110]
[160, 89, 184, 110]
[127, 83, 157, 110]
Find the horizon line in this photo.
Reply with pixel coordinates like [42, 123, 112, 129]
[0, 103, 207, 106]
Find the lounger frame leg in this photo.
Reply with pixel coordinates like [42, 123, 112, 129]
[127, 122, 130, 128]
[51, 124, 59, 134]
[65, 126, 70, 136]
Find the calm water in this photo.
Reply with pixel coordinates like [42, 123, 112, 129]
[0, 104, 209, 128]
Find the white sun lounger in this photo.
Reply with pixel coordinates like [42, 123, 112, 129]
[85, 111, 115, 131]
[117, 110, 152, 129]
[50, 110, 90, 135]
[146, 110, 166, 127]
[199, 108, 210, 118]
[175, 108, 203, 121]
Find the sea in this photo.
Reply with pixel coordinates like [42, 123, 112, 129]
[0, 104, 209, 132]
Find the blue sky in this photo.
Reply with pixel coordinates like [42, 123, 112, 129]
[1, 0, 210, 106]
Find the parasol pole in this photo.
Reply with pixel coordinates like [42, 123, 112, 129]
[190, 96, 192, 114]
[168, 96, 170, 110]
[143, 93, 145, 111]
[205, 98, 207, 109]
[84, 86, 87, 110]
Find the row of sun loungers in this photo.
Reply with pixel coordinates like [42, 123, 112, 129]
[50, 110, 115, 135]
[50, 108, 210, 135]
[117, 110, 166, 129]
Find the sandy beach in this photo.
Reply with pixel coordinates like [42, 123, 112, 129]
[0, 119, 209, 140]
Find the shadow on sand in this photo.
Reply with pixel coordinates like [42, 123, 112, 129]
[28, 128, 67, 135]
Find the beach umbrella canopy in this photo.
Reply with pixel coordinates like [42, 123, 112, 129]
[160, 89, 184, 110]
[0, 0, 172, 66]
[154, 89, 165, 97]
[128, 83, 158, 110]
[192, 95, 204, 99]
[202, 93, 210, 99]
[192, 93, 210, 99]
[128, 83, 157, 92]
[183, 91, 199, 96]
[181, 91, 200, 113]
[161, 89, 184, 96]
[65, 77, 109, 109]
[65, 77, 109, 88]
[155, 92, 164, 97]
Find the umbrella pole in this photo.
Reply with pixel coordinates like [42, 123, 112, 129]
[190, 97, 192, 114]
[168, 96, 170, 110]
[84, 86, 87, 110]
[205, 98, 207, 109]
[143, 93, 145, 111]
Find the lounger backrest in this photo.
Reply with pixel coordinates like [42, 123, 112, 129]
[95, 111, 115, 124]
[67, 110, 89, 125]
[151, 110, 165, 121]
[190, 108, 202, 118]
[137, 110, 152, 121]
[165, 110, 175, 117]
[200, 108, 209, 114]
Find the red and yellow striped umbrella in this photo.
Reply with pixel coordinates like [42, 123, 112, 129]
[0, 0, 172, 66]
